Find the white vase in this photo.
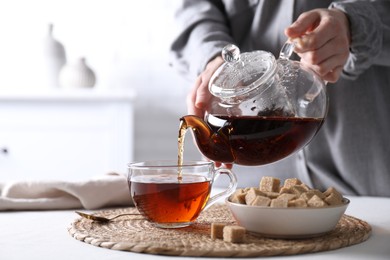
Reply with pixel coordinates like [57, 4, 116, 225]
[59, 57, 96, 88]
[43, 23, 66, 87]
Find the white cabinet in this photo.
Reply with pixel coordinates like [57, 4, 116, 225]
[0, 89, 135, 181]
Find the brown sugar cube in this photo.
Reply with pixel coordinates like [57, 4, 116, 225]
[288, 198, 308, 207]
[323, 187, 343, 200]
[300, 192, 313, 202]
[290, 185, 308, 195]
[250, 195, 271, 206]
[279, 186, 293, 194]
[245, 188, 266, 205]
[300, 189, 325, 202]
[277, 193, 297, 202]
[323, 187, 339, 196]
[283, 178, 302, 189]
[259, 177, 280, 193]
[300, 190, 325, 201]
[312, 189, 326, 199]
[270, 198, 288, 208]
[325, 192, 344, 206]
[299, 184, 311, 191]
[236, 193, 247, 204]
[243, 187, 252, 192]
[223, 225, 246, 243]
[211, 223, 226, 240]
[229, 189, 247, 204]
[264, 191, 280, 199]
[307, 194, 327, 207]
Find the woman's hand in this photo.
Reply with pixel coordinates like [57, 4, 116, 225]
[285, 8, 351, 83]
[187, 56, 224, 117]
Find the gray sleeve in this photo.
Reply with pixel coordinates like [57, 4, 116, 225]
[169, 0, 233, 81]
[330, 0, 390, 80]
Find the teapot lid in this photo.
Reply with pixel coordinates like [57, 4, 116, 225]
[209, 44, 277, 99]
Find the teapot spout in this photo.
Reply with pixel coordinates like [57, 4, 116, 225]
[179, 115, 234, 163]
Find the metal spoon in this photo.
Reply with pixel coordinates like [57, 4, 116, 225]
[75, 211, 142, 223]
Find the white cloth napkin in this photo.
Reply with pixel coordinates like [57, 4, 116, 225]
[0, 173, 133, 211]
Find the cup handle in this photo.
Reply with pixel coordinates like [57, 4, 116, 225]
[203, 168, 238, 210]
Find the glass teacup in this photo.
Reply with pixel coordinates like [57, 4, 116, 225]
[127, 160, 237, 228]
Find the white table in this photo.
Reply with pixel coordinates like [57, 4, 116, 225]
[1, 196, 389, 260]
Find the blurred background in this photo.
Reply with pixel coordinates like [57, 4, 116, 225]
[0, 0, 201, 181]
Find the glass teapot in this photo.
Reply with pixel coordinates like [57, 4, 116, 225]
[180, 42, 328, 166]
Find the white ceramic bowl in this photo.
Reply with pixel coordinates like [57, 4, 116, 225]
[225, 197, 350, 238]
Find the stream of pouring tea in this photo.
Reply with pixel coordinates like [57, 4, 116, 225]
[177, 120, 187, 181]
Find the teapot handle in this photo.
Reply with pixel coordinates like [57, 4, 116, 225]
[279, 40, 295, 60]
[279, 40, 328, 85]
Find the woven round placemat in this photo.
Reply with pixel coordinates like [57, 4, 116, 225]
[68, 204, 371, 257]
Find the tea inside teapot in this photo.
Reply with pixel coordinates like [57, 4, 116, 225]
[179, 114, 323, 166]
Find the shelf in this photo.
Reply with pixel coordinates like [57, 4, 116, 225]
[0, 88, 136, 102]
